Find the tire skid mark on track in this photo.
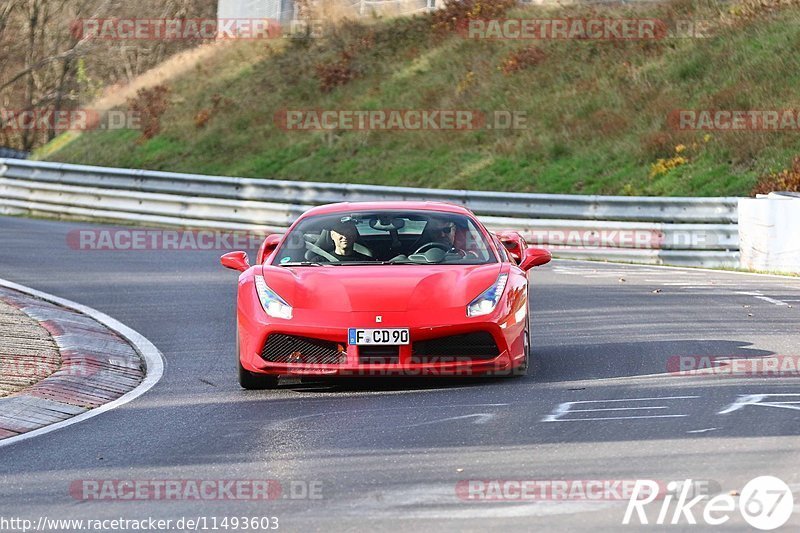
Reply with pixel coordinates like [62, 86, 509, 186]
[267, 404, 511, 432]
[320, 483, 620, 519]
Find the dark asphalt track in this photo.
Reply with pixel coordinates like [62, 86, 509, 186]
[0, 215, 799, 531]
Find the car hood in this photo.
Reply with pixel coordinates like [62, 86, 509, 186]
[259, 263, 503, 312]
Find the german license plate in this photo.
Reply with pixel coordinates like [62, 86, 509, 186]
[348, 328, 409, 345]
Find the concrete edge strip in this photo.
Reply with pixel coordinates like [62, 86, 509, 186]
[0, 277, 164, 448]
[559, 258, 799, 280]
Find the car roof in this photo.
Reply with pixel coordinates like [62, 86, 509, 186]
[300, 201, 474, 217]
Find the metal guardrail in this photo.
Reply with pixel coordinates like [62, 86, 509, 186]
[0, 147, 28, 160]
[0, 158, 740, 267]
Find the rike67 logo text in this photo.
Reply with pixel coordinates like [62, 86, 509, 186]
[623, 476, 793, 530]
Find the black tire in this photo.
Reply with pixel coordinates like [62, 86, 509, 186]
[511, 309, 531, 377]
[238, 358, 279, 389]
[514, 326, 530, 377]
[236, 331, 278, 389]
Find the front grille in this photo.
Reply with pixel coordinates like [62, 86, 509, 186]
[411, 331, 499, 362]
[261, 334, 346, 365]
[359, 345, 399, 364]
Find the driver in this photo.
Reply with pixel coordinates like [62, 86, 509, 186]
[426, 217, 481, 259]
[328, 220, 371, 262]
[428, 218, 458, 250]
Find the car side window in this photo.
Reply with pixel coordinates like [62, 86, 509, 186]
[495, 237, 510, 263]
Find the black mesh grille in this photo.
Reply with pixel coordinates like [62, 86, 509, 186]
[411, 332, 499, 362]
[359, 345, 399, 364]
[261, 334, 346, 365]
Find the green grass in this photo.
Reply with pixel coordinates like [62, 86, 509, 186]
[39, 0, 800, 196]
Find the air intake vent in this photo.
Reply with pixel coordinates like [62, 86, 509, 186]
[262, 334, 346, 365]
[411, 331, 499, 362]
[359, 345, 399, 364]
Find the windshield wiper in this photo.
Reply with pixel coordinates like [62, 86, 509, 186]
[327, 261, 381, 265]
[383, 259, 421, 264]
[278, 261, 326, 267]
[281, 260, 428, 266]
[329, 260, 430, 265]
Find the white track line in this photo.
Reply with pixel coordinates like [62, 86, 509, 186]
[558, 259, 800, 280]
[754, 296, 790, 306]
[735, 291, 790, 306]
[0, 278, 165, 448]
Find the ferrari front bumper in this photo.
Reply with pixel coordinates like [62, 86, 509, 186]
[238, 310, 525, 378]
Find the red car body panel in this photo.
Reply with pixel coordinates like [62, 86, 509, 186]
[228, 201, 544, 378]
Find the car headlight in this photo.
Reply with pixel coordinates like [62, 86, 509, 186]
[255, 275, 292, 319]
[467, 273, 508, 317]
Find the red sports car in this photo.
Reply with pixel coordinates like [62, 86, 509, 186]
[221, 201, 551, 388]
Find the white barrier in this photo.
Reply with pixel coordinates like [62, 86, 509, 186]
[739, 193, 800, 274]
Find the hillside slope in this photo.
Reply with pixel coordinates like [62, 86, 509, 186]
[40, 0, 800, 196]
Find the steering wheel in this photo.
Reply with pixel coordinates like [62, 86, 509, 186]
[413, 242, 466, 258]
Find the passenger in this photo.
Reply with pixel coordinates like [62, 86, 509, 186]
[328, 220, 371, 262]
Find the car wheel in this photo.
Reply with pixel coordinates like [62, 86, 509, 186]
[236, 331, 279, 389]
[515, 327, 530, 377]
[513, 310, 531, 377]
[238, 359, 279, 389]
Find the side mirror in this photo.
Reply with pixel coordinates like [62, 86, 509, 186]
[497, 231, 526, 263]
[256, 234, 283, 264]
[220, 251, 250, 272]
[519, 247, 551, 271]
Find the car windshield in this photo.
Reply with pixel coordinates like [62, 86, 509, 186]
[271, 210, 497, 266]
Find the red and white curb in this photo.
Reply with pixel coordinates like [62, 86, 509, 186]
[0, 278, 164, 447]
